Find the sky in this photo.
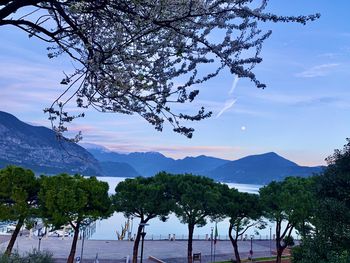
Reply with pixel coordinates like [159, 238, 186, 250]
[0, 1, 349, 166]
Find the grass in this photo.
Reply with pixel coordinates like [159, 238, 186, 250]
[253, 256, 290, 261]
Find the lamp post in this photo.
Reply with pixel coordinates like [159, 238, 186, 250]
[80, 227, 86, 263]
[269, 226, 272, 255]
[128, 216, 134, 241]
[139, 223, 149, 263]
[38, 231, 44, 252]
[249, 235, 254, 262]
[210, 227, 213, 262]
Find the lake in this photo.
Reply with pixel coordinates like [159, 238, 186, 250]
[90, 177, 285, 241]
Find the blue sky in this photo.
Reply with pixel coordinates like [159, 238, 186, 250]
[0, 1, 349, 166]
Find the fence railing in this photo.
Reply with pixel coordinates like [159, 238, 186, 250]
[122, 233, 300, 241]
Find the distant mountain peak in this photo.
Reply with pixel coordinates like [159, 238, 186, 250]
[208, 151, 321, 184]
[248, 152, 282, 158]
[236, 151, 298, 166]
[264, 151, 279, 156]
[79, 142, 110, 152]
[128, 151, 166, 157]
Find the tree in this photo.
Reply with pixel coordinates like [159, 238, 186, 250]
[168, 174, 222, 263]
[0, 1, 319, 139]
[39, 174, 111, 263]
[260, 177, 314, 263]
[292, 139, 350, 263]
[113, 173, 174, 263]
[315, 138, 350, 250]
[0, 166, 40, 255]
[220, 185, 264, 263]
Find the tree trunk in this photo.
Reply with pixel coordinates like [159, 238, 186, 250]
[228, 224, 240, 263]
[275, 221, 281, 263]
[132, 224, 143, 263]
[67, 223, 80, 263]
[275, 237, 286, 263]
[276, 245, 283, 263]
[187, 223, 194, 263]
[5, 217, 24, 255]
[274, 220, 289, 263]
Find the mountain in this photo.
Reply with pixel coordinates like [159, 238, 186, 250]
[0, 111, 102, 176]
[167, 155, 229, 175]
[99, 161, 140, 177]
[87, 149, 229, 176]
[87, 149, 174, 176]
[207, 152, 323, 184]
[0, 111, 323, 183]
[87, 148, 322, 184]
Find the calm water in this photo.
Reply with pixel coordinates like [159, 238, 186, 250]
[90, 177, 278, 241]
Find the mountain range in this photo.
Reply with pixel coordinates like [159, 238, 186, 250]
[0, 111, 323, 184]
[87, 148, 323, 184]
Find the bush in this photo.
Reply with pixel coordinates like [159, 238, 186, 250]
[0, 251, 22, 263]
[0, 250, 54, 263]
[292, 240, 350, 263]
[24, 249, 54, 263]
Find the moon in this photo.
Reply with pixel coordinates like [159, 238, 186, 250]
[241, 126, 246, 131]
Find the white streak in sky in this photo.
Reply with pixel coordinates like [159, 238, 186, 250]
[216, 99, 237, 118]
[295, 63, 339, 78]
[229, 76, 239, 95]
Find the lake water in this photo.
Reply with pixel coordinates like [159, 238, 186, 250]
[90, 177, 285, 241]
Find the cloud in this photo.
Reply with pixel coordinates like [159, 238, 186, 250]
[317, 53, 338, 59]
[229, 76, 239, 95]
[0, 59, 69, 114]
[0, 59, 62, 82]
[216, 99, 237, 118]
[295, 63, 340, 78]
[253, 92, 347, 108]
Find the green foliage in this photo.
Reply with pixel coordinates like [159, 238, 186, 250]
[259, 176, 314, 262]
[0, 166, 39, 222]
[113, 173, 174, 222]
[292, 240, 350, 263]
[313, 139, 350, 250]
[39, 174, 112, 262]
[0, 166, 40, 254]
[113, 173, 175, 263]
[219, 185, 264, 263]
[23, 249, 53, 263]
[283, 236, 294, 247]
[39, 174, 112, 228]
[293, 139, 350, 262]
[260, 176, 314, 233]
[169, 174, 222, 227]
[161, 173, 223, 263]
[290, 139, 350, 262]
[0, 252, 21, 263]
[221, 186, 264, 235]
[0, 250, 53, 263]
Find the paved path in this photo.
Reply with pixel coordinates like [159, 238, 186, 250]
[1, 236, 273, 262]
[0, 235, 10, 245]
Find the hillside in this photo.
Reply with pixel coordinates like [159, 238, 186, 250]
[0, 111, 102, 176]
[207, 152, 323, 184]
